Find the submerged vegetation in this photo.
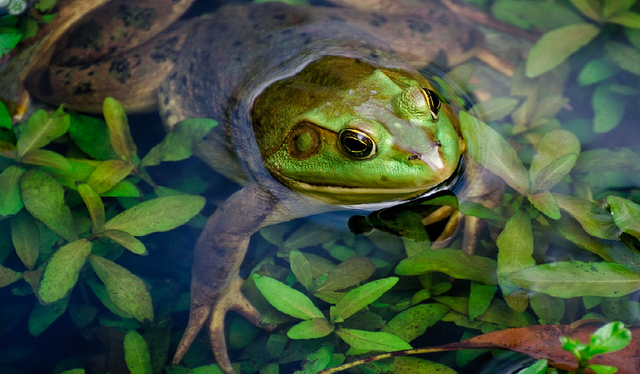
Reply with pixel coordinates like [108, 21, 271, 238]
[1, 0, 640, 373]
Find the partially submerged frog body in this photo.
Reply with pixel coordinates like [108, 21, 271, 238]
[14, 1, 506, 373]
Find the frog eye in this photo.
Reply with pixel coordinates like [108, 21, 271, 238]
[338, 129, 377, 160]
[422, 88, 441, 121]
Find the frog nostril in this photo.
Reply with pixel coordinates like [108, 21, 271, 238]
[408, 154, 420, 161]
[435, 140, 442, 147]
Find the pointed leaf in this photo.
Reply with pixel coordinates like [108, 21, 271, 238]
[381, 303, 450, 341]
[335, 328, 412, 352]
[469, 97, 520, 122]
[86, 160, 135, 194]
[0, 264, 22, 287]
[395, 248, 497, 285]
[507, 261, 640, 297]
[526, 23, 600, 77]
[88, 255, 153, 322]
[605, 41, 640, 75]
[568, 0, 601, 20]
[99, 230, 147, 255]
[11, 210, 40, 270]
[140, 118, 218, 167]
[0, 165, 24, 216]
[124, 330, 152, 374]
[102, 180, 141, 198]
[497, 210, 534, 296]
[103, 195, 205, 236]
[16, 109, 70, 157]
[20, 168, 78, 242]
[290, 249, 313, 291]
[554, 194, 619, 240]
[532, 154, 578, 193]
[39, 239, 92, 304]
[607, 195, 640, 240]
[469, 282, 497, 321]
[530, 293, 565, 324]
[589, 321, 632, 354]
[86, 280, 133, 319]
[578, 59, 617, 86]
[253, 274, 323, 320]
[28, 297, 69, 336]
[103, 97, 137, 163]
[529, 129, 580, 180]
[459, 112, 529, 195]
[287, 318, 334, 339]
[335, 277, 398, 320]
[528, 192, 560, 219]
[68, 112, 118, 161]
[313, 257, 376, 293]
[0, 101, 11, 130]
[607, 11, 640, 28]
[77, 183, 105, 234]
[20, 149, 73, 170]
[593, 84, 626, 133]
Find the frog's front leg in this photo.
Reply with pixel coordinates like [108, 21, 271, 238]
[172, 183, 296, 374]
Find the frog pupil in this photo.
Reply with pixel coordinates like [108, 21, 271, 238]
[423, 88, 441, 121]
[339, 129, 376, 159]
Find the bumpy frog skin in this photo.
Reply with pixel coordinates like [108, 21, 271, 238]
[9, 1, 506, 373]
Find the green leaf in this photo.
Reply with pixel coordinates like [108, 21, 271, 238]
[593, 83, 626, 133]
[10, 210, 40, 270]
[102, 180, 141, 198]
[496, 209, 534, 296]
[608, 195, 640, 240]
[605, 41, 640, 75]
[68, 113, 118, 160]
[469, 97, 520, 122]
[627, 28, 640, 48]
[98, 230, 147, 255]
[491, 0, 585, 30]
[469, 282, 497, 321]
[395, 248, 497, 285]
[253, 274, 323, 320]
[435, 296, 536, 327]
[335, 328, 412, 352]
[0, 264, 22, 287]
[607, 11, 640, 28]
[77, 183, 105, 234]
[124, 330, 152, 374]
[104, 195, 205, 236]
[20, 149, 73, 170]
[59, 369, 85, 374]
[553, 194, 619, 240]
[313, 257, 376, 293]
[0, 28, 21, 58]
[530, 129, 580, 183]
[532, 154, 578, 193]
[140, 118, 217, 167]
[295, 344, 333, 374]
[578, 59, 617, 86]
[507, 261, 640, 297]
[38, 239, 91, 303]
[86, 280, 133, 319]
[459, 112, 530, 195]
[86, 160, 135, 195]
[603, 0, 637, 17]
[103, 97, 137, 163]
[586, 364, 618, 374]
[69, 303, 98, 330]
[517, 359, 548, 374]
[381, 303, 450, 341]
[0, 165, 24, 216]
[335, 277, 398, 320]
[459, 201, 506, 225]
[526, 23, 600, 78]
[88, 255, 153, 322]
[20, 168, 78, 242]
[530, 293, 565, 324]
[568, 0, 601, 21]
[286, 318, 334, 339]
[573, 148, 640, 174]
[0, 101, 11, 130]
[290, 249, 313, 291]
[16, 109, 70, 157]
[588, 321, 632, 355]
[0, 139, 17, 158]
[28, 297, 69, 336]
[35, 0, 57, 12]
[528, 192, 560, 219]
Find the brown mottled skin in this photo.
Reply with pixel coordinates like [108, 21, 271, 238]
[10, 1, 506, 373]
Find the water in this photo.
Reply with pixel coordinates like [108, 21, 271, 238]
[0, 0, 639, 373]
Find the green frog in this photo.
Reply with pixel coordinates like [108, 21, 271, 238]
[9, 0, 506, 372]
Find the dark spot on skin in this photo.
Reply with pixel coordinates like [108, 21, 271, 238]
[55, 69, 63, 75]
[407, 19, 432, 34]
[461, 28, 482, 53]
[108, 57, 131, 84]
[164, 96, 170, 105]
[38, 70, 53, 96]
[381, 176, 388, 182]
[328, 15, 346, 22]
[171, 0, 181, 3]
[235, 57, 241, 62]
[164, 110, 172, 118]
[74, 82, 94, 95]
[64, 20, 103, 52]
[181, 76, 188, 85]
[115, 4, 158, 31]
[189, 62, 195, 75]
[280, 29, 292, 35]
[108, 46, 118, 55]
[88, 71, 95, 76]
[233, 40, 242, 47]
[272, 13, 286, 20]
[151, 36, 180, 63]
[370, 53, 379, 59]
[62, 72, 72, 86]
[79, 64, 91, 71]
[369, 14, 387, 27]
[169, 72, 177, 81]
[435, 140, 442, 147]
[431, 50, 448, 68]
[408, 155, 420, 161]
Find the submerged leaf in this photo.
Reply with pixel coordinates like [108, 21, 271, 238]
[86, 160, 135, 195]
[124, 330, 152, 374]
[528, 192, 560, 219]
[0, 264, 22, 287]
[290, 249, 313, 291]
[16, 109, 70, 157]
[103, 97, 137, 163]
[592, 83, 626, 133]
[507, 261, 640, 297]
[526, 23, 600, 78]
[335, 328, 412, 352]
[68, 113, 118, 160]
[20, 149, 73, 170]
[459, 112, 529, 195]
[28, 297, 69, 337]
[39, 239, 92, 304]
[381, 303, 450, 342]
[11, 210, 41, 270]
[287, 318, 334, 339]
[313, 257, 376, 293]
[396, 248, 497, 285]
[553, 194, 619, 240]
[103, 195, 205, 236]
[497, 210, 535, 296]
[88, 255, 153, 322]
[607, 195, 640, 240]
[99, 230, 147, 255]
[77, 183, 105, 234]
[0, 165, 24, 216]
[253, 274, 323, 320]
[335, 277, 398, 320]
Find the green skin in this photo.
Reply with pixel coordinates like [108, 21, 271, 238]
[20, 2, 501, 374]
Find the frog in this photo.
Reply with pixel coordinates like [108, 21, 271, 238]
[6, 0, 510, 372]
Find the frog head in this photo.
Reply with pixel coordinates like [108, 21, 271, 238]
[251, 56, 465, 205]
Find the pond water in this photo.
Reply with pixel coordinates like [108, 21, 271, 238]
[1, 0, 640, 374]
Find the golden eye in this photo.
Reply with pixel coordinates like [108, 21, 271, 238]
[422, 88, 441, 121]
[338, 129, 377, 160]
